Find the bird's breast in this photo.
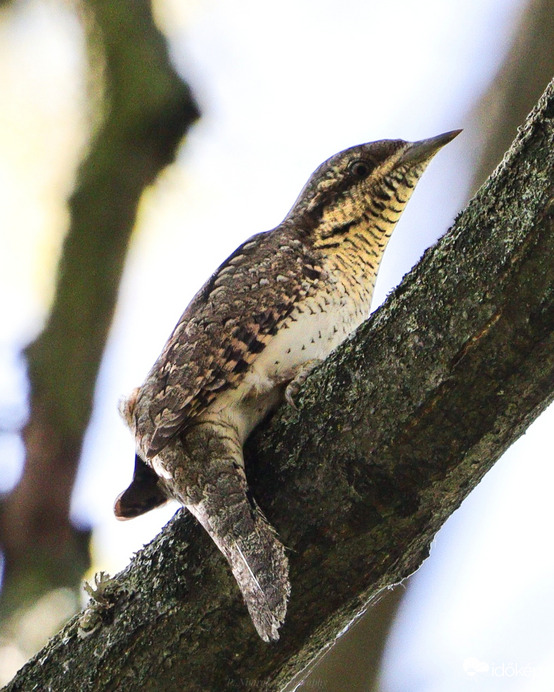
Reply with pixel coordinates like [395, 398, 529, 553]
[209, 279, 370, 437]
[253, 286, 367, 379]
[200, 260, 377, 444]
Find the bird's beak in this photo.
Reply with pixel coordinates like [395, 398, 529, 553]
[400, 129, 462, 166]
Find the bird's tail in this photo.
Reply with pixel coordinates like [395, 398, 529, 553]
[188, 486, 289, 642]
[164, 421, 290, 642]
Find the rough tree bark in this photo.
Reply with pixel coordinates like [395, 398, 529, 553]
[0, 0, 199, 613]
[6, 78, 554, 692]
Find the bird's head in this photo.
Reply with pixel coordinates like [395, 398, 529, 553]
[286, 130, 461, 250]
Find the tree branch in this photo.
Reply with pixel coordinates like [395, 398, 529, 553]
[7, 78, 554, 691]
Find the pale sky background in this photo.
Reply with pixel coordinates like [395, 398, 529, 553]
[1, 0, 553, 689]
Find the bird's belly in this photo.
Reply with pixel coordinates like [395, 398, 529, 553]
[254, 301, 362, 380]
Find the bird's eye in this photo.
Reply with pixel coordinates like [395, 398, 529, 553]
[349, 160, 371, 178]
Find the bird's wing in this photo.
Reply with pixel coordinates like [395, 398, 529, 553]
[131, 229, 321, 458]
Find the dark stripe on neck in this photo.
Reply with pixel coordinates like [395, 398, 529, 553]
[324, 219, 357, 238]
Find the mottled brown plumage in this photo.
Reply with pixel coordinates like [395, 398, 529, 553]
[129, 230, 321, 457]
[116, 130, 460, 641]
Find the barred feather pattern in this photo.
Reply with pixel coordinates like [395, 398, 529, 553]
[130, 229, 322, 459]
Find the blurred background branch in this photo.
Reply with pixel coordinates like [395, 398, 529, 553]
[471, 0, 554, 190]
[0, 0, 198, 616]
